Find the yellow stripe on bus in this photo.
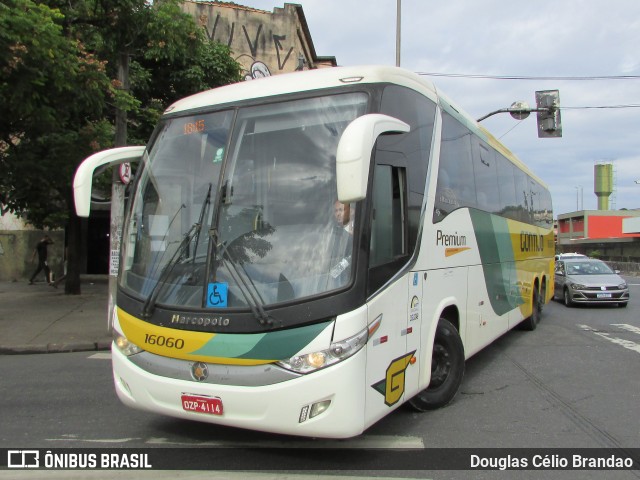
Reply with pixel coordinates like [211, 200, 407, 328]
[116, 308, 275, 365]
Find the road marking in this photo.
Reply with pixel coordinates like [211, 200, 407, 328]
[578, 324, 640, 354]
[46, 434, 141, 443]
[611, 323, 640, 336]
[88, 353, 112, 360]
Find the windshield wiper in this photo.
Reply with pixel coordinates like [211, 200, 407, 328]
[141, 185, 212, 317]
[217, 239, 276, 328]
[141, 222, 200, 318]
[189, 184, 212, 268]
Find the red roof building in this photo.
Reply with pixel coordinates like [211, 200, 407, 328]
[557, 209, 640, 263]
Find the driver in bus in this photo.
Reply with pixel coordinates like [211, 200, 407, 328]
[333, 200, 353, 234]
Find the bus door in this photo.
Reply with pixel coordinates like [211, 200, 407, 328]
[364, 161, 420, 422]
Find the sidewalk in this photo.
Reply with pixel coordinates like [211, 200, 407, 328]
[0, 276, 112, 354]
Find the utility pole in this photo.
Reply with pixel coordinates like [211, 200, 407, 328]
[575, 185, 583, 210]
[109, 52, 130, 324]
[396, 0, 401, 67]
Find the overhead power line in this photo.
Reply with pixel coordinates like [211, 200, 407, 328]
[561, 104, 640, 110]
[416, 72, 640, 81]
[417, 72, 640, 111]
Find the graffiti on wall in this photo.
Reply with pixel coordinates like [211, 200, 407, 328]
[201, 13, 302, 81]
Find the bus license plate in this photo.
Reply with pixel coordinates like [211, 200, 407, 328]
[597, 293, 612, 299]
[181, 394, 223, 416]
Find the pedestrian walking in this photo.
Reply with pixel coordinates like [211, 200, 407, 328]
[28, 235, 54, 285]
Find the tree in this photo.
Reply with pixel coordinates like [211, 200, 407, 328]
[1, 0, 241, 293]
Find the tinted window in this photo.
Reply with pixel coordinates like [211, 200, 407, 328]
[513, 168, 531, 224]
[474, 140, 500, 214]
[368, 164, 408, 294]
[496, 156, 518, 219]
[370, 165, 406, 268]
[379, 85, 436, 251]
[433, 112, 476, 222]
[432, 110, 552, 228]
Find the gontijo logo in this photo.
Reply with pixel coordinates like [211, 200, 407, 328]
[520, 231, 545, 253]
[372, 351, 416, 406]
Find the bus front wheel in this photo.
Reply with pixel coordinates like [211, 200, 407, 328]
[409, 318, 464, 412]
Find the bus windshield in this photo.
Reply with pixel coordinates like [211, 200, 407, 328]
[120, 92, 368, 312]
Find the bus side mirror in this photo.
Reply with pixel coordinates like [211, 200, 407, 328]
[73, 146, 145, 217]
[336, 114, 409, 203]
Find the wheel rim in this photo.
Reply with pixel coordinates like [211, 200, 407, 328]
[429, 343, 451, 388]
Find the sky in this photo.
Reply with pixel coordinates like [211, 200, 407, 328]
[262, 0, 640, 216]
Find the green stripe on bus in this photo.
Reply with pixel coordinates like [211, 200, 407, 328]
[470, 210, 521, 316]
[191, 320, 333, 360]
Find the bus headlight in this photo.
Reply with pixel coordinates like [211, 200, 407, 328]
[277, 326, 368, 374]
[113, 331, 144, 356]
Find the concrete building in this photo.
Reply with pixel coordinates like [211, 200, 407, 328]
[557, 209, 640, 259]
[181, 1, 337, 80]
[556, 162, 640, 272]
[0, 215, 65, 283]
[1, 2, 336, 282]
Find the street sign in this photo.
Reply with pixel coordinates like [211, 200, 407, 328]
[118, 162, 131, 184]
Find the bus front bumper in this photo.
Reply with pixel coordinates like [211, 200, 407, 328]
[111, 344, 367, 439]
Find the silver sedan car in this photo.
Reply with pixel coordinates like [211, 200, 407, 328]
[554, 258, 629, 307]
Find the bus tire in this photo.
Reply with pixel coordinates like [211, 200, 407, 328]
[409, 318, 464, 412]
[520, 287, 541, 331]
[539, 281, 546, 313]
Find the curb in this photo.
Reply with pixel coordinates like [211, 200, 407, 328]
[0, 340, 112, 355]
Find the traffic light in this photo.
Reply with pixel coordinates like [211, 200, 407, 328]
[535, 90, 562, 138]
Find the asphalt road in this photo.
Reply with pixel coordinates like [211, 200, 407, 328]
[1, 278, 639, 480]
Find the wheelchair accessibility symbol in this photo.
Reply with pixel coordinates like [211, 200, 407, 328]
[207, 282, 228, 308]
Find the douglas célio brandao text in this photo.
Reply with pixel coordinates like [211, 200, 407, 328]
[470, 453, 634, 470]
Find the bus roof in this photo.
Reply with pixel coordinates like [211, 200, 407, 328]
[165, 65, 438, 114]
[164, 65, 547, 188]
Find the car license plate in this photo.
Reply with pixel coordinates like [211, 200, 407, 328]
[181, 394, 223, 415]
[596, 293, 612, 299]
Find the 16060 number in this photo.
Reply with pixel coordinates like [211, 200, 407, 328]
[144, 334, 185, 349]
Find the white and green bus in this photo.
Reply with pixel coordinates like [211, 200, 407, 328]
[74, 66, 554, 438]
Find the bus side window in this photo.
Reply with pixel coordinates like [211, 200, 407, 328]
[497, 156, 518, 220]
[474, 141, 500, 214]
[368, 164, 407, 294]
[378, 84, 436, 256]
[433, 112, 475, 223]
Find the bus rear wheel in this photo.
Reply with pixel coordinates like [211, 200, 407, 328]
[409, 318, 464, 412]
[520, 287, 541, 331]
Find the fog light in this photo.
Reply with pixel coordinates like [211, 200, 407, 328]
[118, 376, 133, 396]
[299, 400, 332, 423]
[310, 400, 331, 419]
